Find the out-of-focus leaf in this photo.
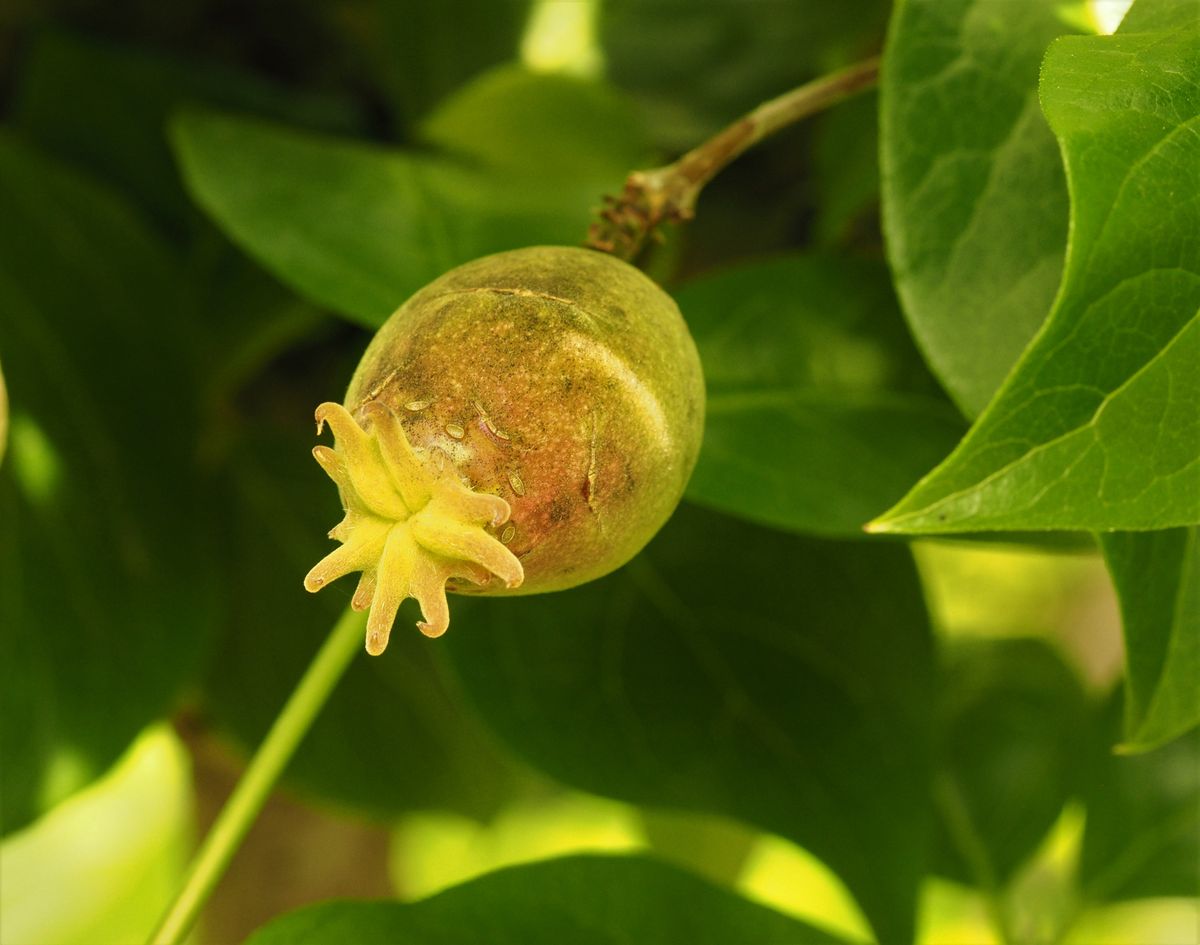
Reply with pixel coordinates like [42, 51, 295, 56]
[880, 0, 1078, 416]
[600, 0, 888, 151]
[12, 30, 362, 233]
[245, 854, 854, 945]
[419, 65, 651, 180]
[0, 357, 7, 466]
[931, 639, 1089, 886]
[10, 30, 347, 409]
[172, 68, 646, 328]
[1101, 528, 1199, 751]
[0, 135, 218, 835]
[358, 0, 533, 131]
[1080, 693, 1200, 901]
[203, 428, 520, 820]
[811, 91, 880, 247]
[693, 393, 962, 538]
[676, 255, 964, 536]
[0, 726, 191, 945]
[870, 6, 1200, 533]
[443, 504, 935, 945]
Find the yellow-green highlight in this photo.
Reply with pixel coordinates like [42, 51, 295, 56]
[0, 726, 192, 945]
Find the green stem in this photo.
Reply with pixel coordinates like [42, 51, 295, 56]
[147, 607, 365, 945]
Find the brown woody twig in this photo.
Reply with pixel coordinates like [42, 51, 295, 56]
[587, 56, 881, 261]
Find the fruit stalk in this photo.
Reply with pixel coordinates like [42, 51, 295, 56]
[588, 56, 880, 260]
[146, 607, 365, 945]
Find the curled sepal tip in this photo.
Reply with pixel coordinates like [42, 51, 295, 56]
[303, 401, 524, 654]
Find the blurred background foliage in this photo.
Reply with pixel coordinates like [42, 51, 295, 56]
[0, 0, 1195, 944]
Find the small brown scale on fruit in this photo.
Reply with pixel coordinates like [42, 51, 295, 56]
[305, 246, 705, 654]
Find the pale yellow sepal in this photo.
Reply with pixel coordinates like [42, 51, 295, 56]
[304, 401, 523, 655]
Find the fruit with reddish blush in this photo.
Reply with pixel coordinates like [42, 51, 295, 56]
[305, 245, 705, 655]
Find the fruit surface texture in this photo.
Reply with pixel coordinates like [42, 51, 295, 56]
[305, 246, 705, 654]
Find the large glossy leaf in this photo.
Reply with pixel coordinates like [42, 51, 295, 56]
[246, 855, 853, 945]
[931, 639, 1088, 886]
[202, 427, 520, 821]
[172, 67, 646, 328]
[677, 255, 964, 536]
[880, 0, 1078, 416]
[0, 135, 218, 835]
[1080, 693, 1200, 901]
[1101, 528, 1199, 750]
[442, 504, 935, 945]
[870, 7, 1200, 533]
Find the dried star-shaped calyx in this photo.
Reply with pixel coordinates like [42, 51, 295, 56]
[303, 401, 523, 655]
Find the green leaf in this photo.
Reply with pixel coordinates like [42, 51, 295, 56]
[420, 66, 650, 181]
[870, 7, 1200, 533]
[693, 393, 966, 537]
[203, 427, 520, 821]
[601, 0, 890, 151]
[811, 90, 881, 248]
[171, 68, 647, 328]
[0, 357, 7, 465]
[677, 255, 964, 536]
[880, 0, 1079, 416]
[931, 639, 1088, 886]
[444, 504, 935, 945]
[12, 31, 362, 233]
[360, 0, 533, 130]
[1101, 528, 1200, 750]
[0, 135, 218, 835]
[245, 854, 854, 945]
[1080, 693, 1200, 901]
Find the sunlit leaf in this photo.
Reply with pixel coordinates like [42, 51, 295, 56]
[880, 0, 1079, 415]
[871, 6, 1200, 532]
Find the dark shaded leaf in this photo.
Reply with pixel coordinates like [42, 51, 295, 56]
[361, 0, 533, 130]
[601, 0, 888, 151]
[811, 90, 880, 248]
[0, 135, 218, 834]
[245, 854, 854, 945]
[932, 638, 1089, 885]
[12, 30, 362, 233]
[1101, 528, 1199, 750]
[443, 504, 934, 944]
[1080, 692, 1200, 901]
[203, 427, 520, 820]
[677, 255, 964, 535]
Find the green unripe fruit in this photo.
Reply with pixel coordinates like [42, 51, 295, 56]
[305, 246, 705, 654]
